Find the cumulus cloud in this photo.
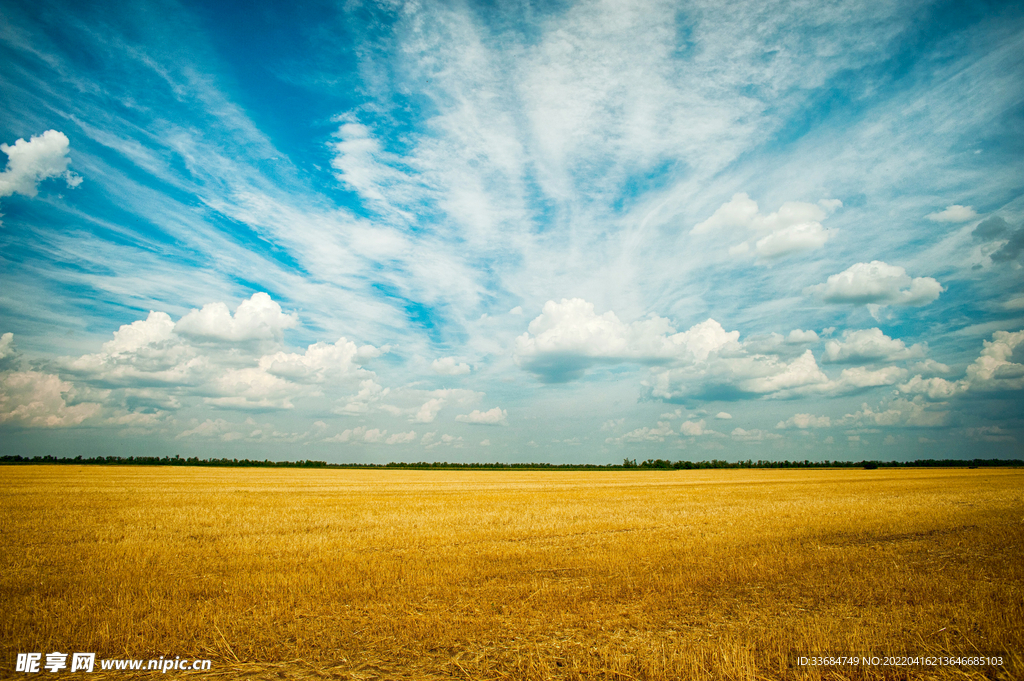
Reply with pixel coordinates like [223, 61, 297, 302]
[0, 333, 13, 358]
[601, 417, 626, 431]
[57, 294, 381, 415]
[422, 432, 464, 449]
[325, 425, 388, 444]
[175, 292, 299, 342]
[831, 365, 907, 390]
[0, 130, 82, 220]
[908, 359, 951, 376]
[514, 298, 739, 382]
[963, 330, 1024, 391]
[925, 205, 977, 222]
[432, 356, 471, 375]
[412, 397, 446, 423]
[899, 329, 1024, 398]
[205, 366, 309, 411]
[62, 312, 203, 387]
[680, 419, 719, 436]
[402, 388, 482, 423]
[263, 339, 381, 384]
[455, 407, 508, 425]
[806, 261, 943, 306]
[786, 329, 819, 344]
[0, 332, 18, 370]
[693, 193, 840, 260]
[730, 427, 782, 443]
[692, 193, 760, 234]
[648, 347, 831, 401]
[822, 328, 926, 363]
[841, 397, 949, 428]
[965, 426, 1015, 443]
[776, 413, 831, 429]
[897, 375, 965, 400]
[606, 421, 676, 444]
[715, 411, 732, 419]
[176, 418, 252, 441]
[335, 379, 390, 415]
[0, 370, 101, 427]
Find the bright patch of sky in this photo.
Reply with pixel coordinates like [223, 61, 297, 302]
[1, 0, 1022, 462]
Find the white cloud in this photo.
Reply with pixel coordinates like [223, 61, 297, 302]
[176, 418, 254, 441]
[786, 329, 819, 344]
[328, 116, 425, 215]
[776, 413, 831, 429]
[479, 439, 491, 446]
[102, 311, 177, 355]
[648, 348, 830, 401]
[714, 411, 732, 420]
[925, 205, 977, 222]
[897, 375, 965, 400]
[737, 350, 830, 394]
[680, 419, 718, 437]
[908, 359, 951, 376]
[432, 356, 471, 375]
[807, 261, 943, 306]
[898, 330, 1024, 399]
[601, 417, 626, 431]
[694, 193, 839, 260]
[965, 426, 1015, 442]
[0, 130, 82, 211]
[57, 295, 380, 416]
[0, 332, 15, 364]
[403, 387, 481, 423]
[326, 425, 388, 444]
[841, 397, 949, 428]
[822, 328, 926, 363]
[607, 421, 676, 444]
[509, 306, 523, 315]
[263, 339, 381, 384]
[205, 366, 306, 411]
[730, 427, 782, 443]
[515, 298, 739, 382]
[175, 292, 299, 342]
[424, 433, 464, 449]
[692, 192, 759, 234]
[963, 329, 1024, 391]
[455, 407, 508, 425]
[335, 379, 390, 415]
[0, 370, 101, 427]
[832, 365, 907, 390]
[412, 397, 446, 423]
[754, 221, 830, 259]
[362, 428, 386, 443]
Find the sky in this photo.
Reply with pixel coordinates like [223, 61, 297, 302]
[0, 0, 1022, 463]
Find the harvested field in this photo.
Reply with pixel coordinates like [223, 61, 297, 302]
[1, 466, 1021, 680]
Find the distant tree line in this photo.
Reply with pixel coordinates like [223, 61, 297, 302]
[0, 454, 1020, 469]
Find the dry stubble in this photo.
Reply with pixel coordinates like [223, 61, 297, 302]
[1, 466, 1021, 680]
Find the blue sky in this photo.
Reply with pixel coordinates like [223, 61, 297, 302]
[1, 0, 1022, 462]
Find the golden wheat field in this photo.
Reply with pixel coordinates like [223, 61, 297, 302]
[1, 465, 1022, 681]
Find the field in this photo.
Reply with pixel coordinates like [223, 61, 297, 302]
[1, 466, 1022, 680]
